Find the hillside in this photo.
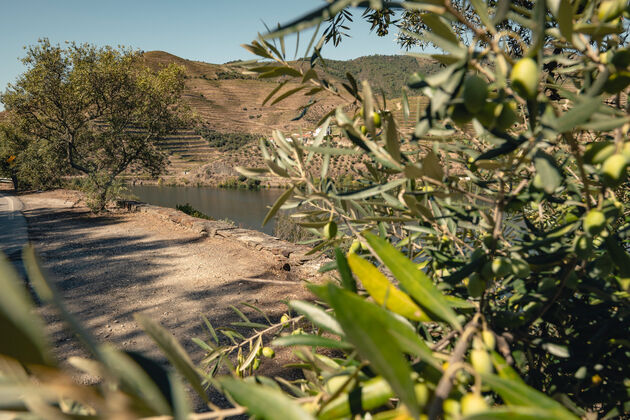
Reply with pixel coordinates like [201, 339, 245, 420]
[137, 52, 437, 184]
[143, 51, 344, 135]
[318, 55, 441, 99]
[3, 52, 436, 184]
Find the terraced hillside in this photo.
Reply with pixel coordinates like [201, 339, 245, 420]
[143, 51, 345, 135]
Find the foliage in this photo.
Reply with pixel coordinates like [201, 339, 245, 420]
[0, 122, 66, 191]
[195, 126, 259, 151]
[2, 1, 630, 420]
[232, 0, 630, 418]
[218, 175, 262, 190]
[176, 202, 213, 220]
[1, 39, 188, 210]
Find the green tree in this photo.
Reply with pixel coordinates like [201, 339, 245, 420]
[1, 39, 187, 210]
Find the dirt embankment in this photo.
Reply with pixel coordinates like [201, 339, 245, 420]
[19, 189, 317, 386]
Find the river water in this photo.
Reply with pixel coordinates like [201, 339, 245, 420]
[129, 185, 285, 235]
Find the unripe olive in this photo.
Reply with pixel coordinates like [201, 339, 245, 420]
[491, 257, 512, 278]
[603, 72, 630, 94]
[599, 0, 626, 22]
[467, 275, 486, 298]
[480, 261, 495, 281]
[584, 141, 615, 165]
[583, 209, 607, 236]
[463, 75, 488, 113]
[414, 383, 430, 406]
[601, 153, 628, 187]
[611, 49, 630, 69]
[511, 259, 531, 278]
[495, 102, 518, 131]
[482, 330, 496, 350]
[252, 357, 261, 370]
[481, 234, 496, 249]
[261, 347, 275, 358]
[461, 393, 489, 416]
[573, 234, 593, 259]
[349, 239, 361, 254]
[511, 58, 539, 99]
[470, 348, 494, 375]
[360, 125, 367, 135]
[442, 399, 461, 416]
[323, 221, 338, 239]
[450, 103, 473, 127]
[280, 314, 290, 324]
[325, 375, 353, 394]
[475, 102, 498, 128]
[372, 112, 382, 128]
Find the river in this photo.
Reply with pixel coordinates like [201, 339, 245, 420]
[129, 185, 285, 235]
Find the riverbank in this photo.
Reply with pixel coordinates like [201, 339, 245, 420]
[16, 189, 321, 396]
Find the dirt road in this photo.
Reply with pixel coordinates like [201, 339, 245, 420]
[19, 190, 313, 386]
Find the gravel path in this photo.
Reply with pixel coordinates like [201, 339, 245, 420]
[19, 190, 313, 391]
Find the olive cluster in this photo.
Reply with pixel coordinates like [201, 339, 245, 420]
[449, 73, 520, 132]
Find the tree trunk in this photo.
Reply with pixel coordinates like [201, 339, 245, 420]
[10, 172, 18, 192]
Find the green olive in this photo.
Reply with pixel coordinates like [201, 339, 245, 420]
[349, 240, 361, 254]
[442, 399, 461, 416]
[491, 257, 512, 278]
[583, 210, 606, 236]
[467, 275, 486, 298]
[470, 348, 494, 374]
[463, 75, 488, 113]
[495, 102, 518, 131]
[584, 141, 615, 165]
[511, 258, 531, 278]
[482, 330, 496, 350]
[480, 261, 495, 281]
[262, 347, 275, 358]
[601, 153, 628, 187]
[475, 102, 498, 128]
[360, 125, 367, 135]
[461, 393, 489, 416]
[511, 58, 539, 99]
[450, 103, 473, 127]
[372, 112, 382, 128]
[603, 72, 630, 94]
[323, 221, 338, 239]
[598, 0, 626, 22]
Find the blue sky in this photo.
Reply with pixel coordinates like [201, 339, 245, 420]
[0, 1, 404, 109]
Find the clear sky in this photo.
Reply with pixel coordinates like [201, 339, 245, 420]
[0, 0, 405, 110]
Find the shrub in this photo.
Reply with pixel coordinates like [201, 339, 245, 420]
[175, 203, 213, 220]
[195, 126, 259, 151]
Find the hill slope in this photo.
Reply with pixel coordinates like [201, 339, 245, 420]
[143, 51, 344, 135]
[319, 54, 441, 99]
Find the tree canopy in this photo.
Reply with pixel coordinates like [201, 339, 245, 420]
[1, 39, 187, 209]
